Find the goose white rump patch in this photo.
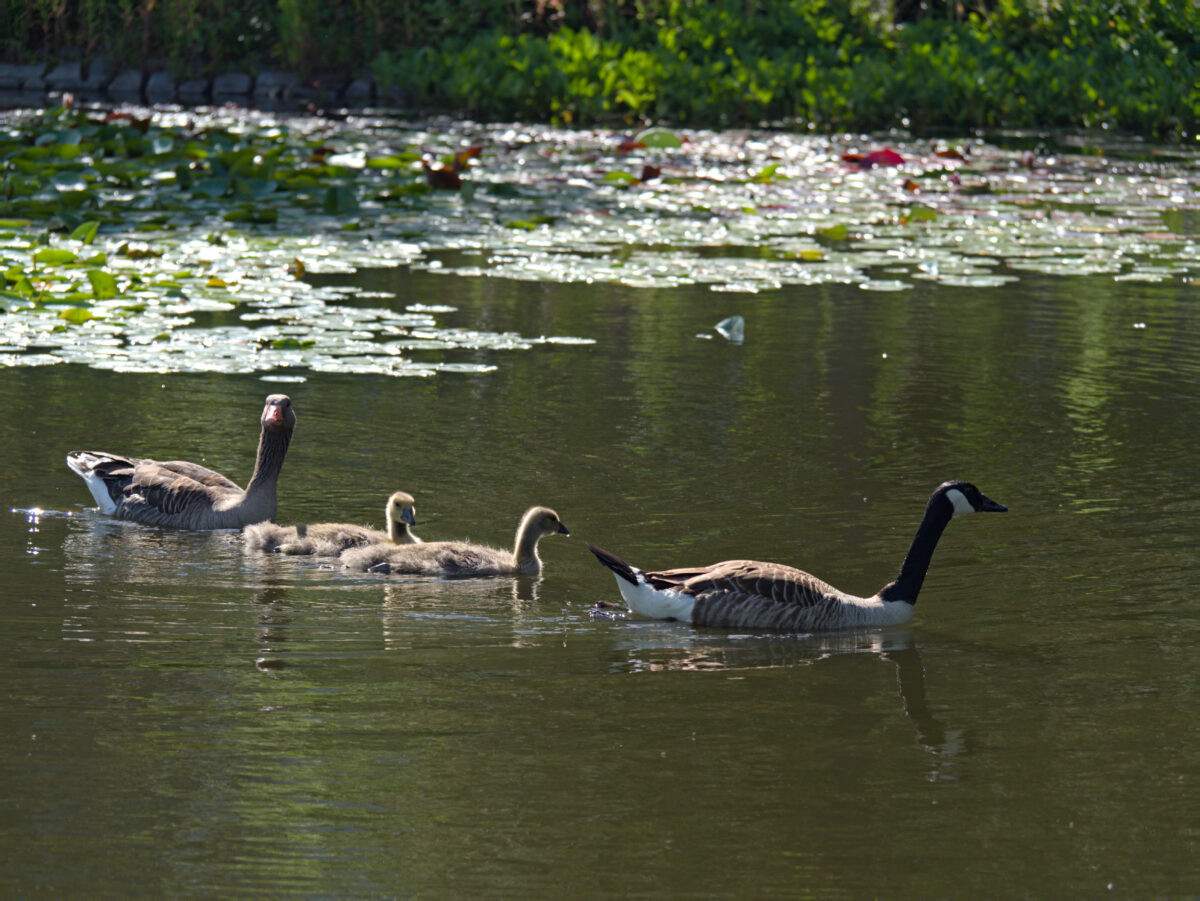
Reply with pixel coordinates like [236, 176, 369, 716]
[616, 574, 697, 623]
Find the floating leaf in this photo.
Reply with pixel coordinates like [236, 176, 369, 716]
[118, 244, 164, 260]
[752, 163, 782, 183]
[191, 177, 231, 198]
[902, 205, 938, 224]
[635, 128, 683, 149]
[323, 185, 359, 213]
[86, 269, 119, 299]
[58, 307, 96, 324]
[206, 276, 229, 288]
[818, 224, 849, 241]
[422, 162, 462, 190]
[70, 221, 100, 244]
[603, 170, 639, 185]
[224, 206, 278, 224]
[33, 248, 79, 266]
[367, 153, 419, 169]
[842, 148, 905, 169]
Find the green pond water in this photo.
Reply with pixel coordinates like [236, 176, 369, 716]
[1, 114, 1198, 896]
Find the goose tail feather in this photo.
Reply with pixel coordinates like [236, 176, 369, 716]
[587, 542, 641, 586]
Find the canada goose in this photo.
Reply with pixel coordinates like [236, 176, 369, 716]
[243, 490, 420, 556]
[65, 395, 296, 530]
[588, 480, 1006, 631]
[342, 505, 569, 576]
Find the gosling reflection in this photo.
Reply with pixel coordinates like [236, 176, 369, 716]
[251, 582, 293, 673]
[379, 576, 541, 651]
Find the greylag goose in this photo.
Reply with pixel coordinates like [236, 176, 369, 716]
[341, 505, 569, 576]
[66, 395, 296, 530]
[588, 480, 1006, 631]
[243, 490, 420, 556]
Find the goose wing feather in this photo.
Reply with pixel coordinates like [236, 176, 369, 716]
[117, 464, 240, 527]
[650, 560, 865, 631]
[151, 459, 241, 491]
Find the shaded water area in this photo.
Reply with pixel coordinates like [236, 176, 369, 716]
[2, 260, 1198, 895]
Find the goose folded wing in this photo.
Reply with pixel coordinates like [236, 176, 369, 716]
[122, 465, 234, 517]
[658, 560, 844, 608]
[152, 459, 242, 492]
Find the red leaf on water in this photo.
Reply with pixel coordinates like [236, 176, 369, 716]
[843, 148, 905, 170]
[935, 148, 966, 161]
[453, 146, 483, 170]
[617, 139, 646, 153]
[640, 165, 662, 182]
[423, 161, 462, 190]
[902, 178, 920, 192]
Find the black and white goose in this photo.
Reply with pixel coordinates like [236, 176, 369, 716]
[588, 481, 1006, 631]
[65, 395, 296, 530]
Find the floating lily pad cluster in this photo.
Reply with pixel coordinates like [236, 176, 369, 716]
[1, 106, 1196, 376]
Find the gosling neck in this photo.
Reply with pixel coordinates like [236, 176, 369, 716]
[512, 515, 544, 571]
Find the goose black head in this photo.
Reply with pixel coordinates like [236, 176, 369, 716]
[936, 480, 1007, 517]
[261, 395, 296, 432]
[387, 491, 417, 526]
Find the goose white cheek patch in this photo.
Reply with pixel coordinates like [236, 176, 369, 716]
[946, 488, 974, 517]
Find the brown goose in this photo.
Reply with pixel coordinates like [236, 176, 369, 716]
[66, 395, 296, 530]
[341, 505, 569, 576]
[244, 490, 420, 556]
[588, 481, 1006, 631]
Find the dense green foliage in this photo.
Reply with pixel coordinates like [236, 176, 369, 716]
[3, 0, 1197, 137]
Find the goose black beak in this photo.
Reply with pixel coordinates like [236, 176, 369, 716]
[980, 495, 1007, 513]
[558, 523, 571, 536]
[401, 508, 416, 526]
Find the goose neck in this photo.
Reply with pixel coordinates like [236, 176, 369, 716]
[878, 495, 953, 605]
[243, 426, 291, 498]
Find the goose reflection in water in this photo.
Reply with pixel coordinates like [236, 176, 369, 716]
[606, 626, 963, 775]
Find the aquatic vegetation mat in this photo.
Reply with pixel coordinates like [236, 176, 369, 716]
[1, 106, 1197, 376]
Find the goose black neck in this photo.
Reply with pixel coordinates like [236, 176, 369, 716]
[245, 426, 292, 496]
[878, 493, 954, 605]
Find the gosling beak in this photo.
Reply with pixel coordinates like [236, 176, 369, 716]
[401, 507, 416, 526]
